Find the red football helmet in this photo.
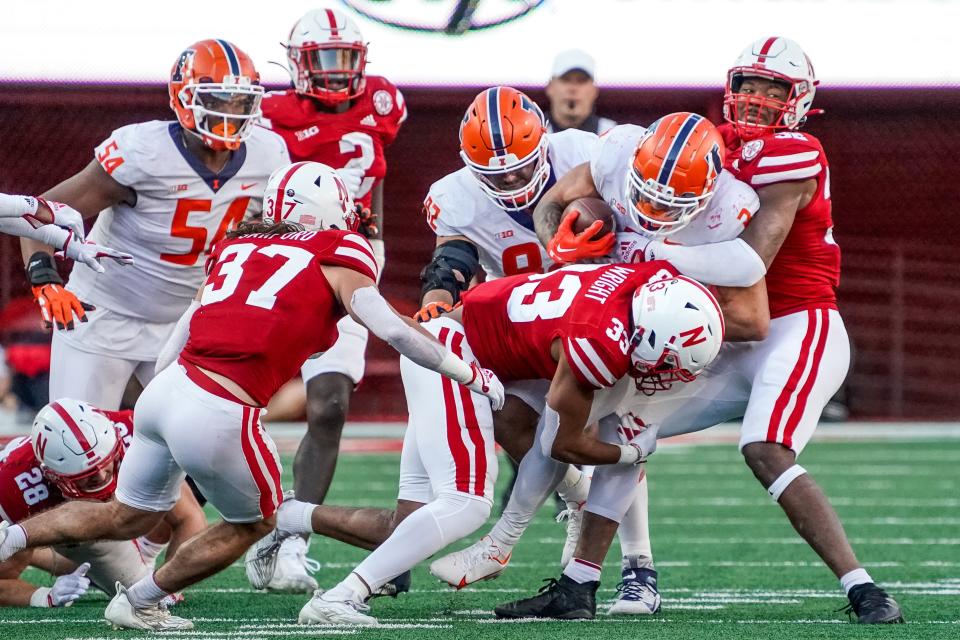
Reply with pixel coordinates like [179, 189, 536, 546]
[286, 8, 368, 105]
[169, 39, 264, 151]
[459, 86, 550, 211]
[724, 36, 819, 140]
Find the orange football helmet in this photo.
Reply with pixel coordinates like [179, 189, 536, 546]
[626, 112, 724, 236]
[459, 86, 550, 211]
[169, 39, 264, 151]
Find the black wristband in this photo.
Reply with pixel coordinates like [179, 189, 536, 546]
[26, 251, 63, 286]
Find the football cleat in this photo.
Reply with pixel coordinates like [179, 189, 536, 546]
[298, 590, 378, 626]
[267, 536, 320, 593]
[608, 567, 661, 615]
[245, 529, 286, 590]
[494, 575, 598, 619]
[843, 583, 904, 624]
[104, 583, 193, 631]
[556, 502, 585, 568]
[159, 592, 185, 610]
[370, 570, 411, 599]
[429, 535, 512, 589]
[0, 522, 10, 563]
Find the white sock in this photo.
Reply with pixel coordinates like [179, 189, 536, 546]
[0, 524, 27, 560]
[556, 466, 589, 508]
[618, 471, 653, 558]
[840, 568, 873, 594]
[325, 572, 369, 603]
[276, 498, 316, 536]
[563, 558, 602, 584]
[136, 536, 168, 562]
[353, 493, 489, 592]
[125, 573, 169, 609]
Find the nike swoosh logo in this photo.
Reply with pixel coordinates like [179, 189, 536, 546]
[555, 246, 578, 253]
[241, 183, 257, 190]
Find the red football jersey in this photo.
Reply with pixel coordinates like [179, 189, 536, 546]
[719, 123, 841, 318]
[181, 230, 379, 406]
[461, 262, 678, 389]
[260, 76, 407, 208]
[0, 410, 133, 523]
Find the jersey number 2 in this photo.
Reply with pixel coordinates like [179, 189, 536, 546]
[202, 243, 312, 310]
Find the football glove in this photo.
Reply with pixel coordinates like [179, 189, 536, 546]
[45, 562, 91, 607]
[547, 210, 616, 264]
[465, 362, 505, 411]
[26, 251, 92, 330]
[61, 239, 135, 274]
[38, 199, 86, 240]
[617, 413, 660, 465]
[354, 205, 380, 238]
[414, 301, 454, 323]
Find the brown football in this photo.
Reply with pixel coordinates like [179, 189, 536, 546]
[564, 197, 615, 240]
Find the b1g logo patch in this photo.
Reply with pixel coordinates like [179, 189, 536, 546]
[373, 90, 394, 116]
[741, 139, 764, 162]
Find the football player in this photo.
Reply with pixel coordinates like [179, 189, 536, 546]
[495, 40, 903, 624]
[18, 39, 289, 410]
[433, 113, 767, 614]
[0, 162, 503, 631]
[0, 399, 205, 608]
[256, 262, 724, 626]
[256, 8, 407, 591]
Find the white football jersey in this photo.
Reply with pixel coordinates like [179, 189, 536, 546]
[425, 129, 599, 278]
[69, 121, 290, 322]
[589, 124, 759, 258]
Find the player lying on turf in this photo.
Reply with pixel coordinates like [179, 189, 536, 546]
[0, 161, 504, 632]
[0, 194, 133, 329]
[251, 262, 725, 626]
[431, 112, 768, 615]
[0, 399, 205, 609]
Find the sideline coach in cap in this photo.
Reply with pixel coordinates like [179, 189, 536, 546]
[544, 49, 617, 134]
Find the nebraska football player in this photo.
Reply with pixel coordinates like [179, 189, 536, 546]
[263, 263, 722, 626]
[0, 399, 204, 609]
[19, 39, 289, 412]
[0, 162, 502, 631]
[258, 8, 407, 590]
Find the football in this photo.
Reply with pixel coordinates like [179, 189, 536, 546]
[564, 197, 615, 240]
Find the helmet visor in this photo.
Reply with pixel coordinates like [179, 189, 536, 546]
[625, 171, 711, 235]
[300, 45, 364, 93]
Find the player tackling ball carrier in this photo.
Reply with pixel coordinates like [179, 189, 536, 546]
[0, 161, 504, 631]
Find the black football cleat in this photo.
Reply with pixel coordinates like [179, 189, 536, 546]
[370, 570, 412, 599]
[843, 583, 905, 624]
[494, 575, 598, 619]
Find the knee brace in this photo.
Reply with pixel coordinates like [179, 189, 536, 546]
[766, 464, 807, 502]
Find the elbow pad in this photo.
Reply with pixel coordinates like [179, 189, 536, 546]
[645, 238, 766, 287]
[419, 240, 480, 304]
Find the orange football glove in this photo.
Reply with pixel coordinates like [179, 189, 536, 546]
[31, 284, 92, 330]
[414, 301, 454, 323]
[547, 210, 616, 264]
[354, 205, 380, 239]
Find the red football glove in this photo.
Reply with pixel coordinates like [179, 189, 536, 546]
[547, 210, 616, 264]
[31, 284, 93, 330]
[413, 301, 454, 323]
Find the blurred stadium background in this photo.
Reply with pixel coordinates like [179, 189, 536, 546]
[1, 0, 959, 423]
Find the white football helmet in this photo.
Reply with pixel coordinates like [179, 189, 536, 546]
[286, 8, 367, 105]
[628, 275, 724, 394]
[30, 399, 124, 501]
[723, 36, 818, 139]
[262, 162, 357, 231]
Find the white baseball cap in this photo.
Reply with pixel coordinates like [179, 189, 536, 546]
[551, 49, 596, 79]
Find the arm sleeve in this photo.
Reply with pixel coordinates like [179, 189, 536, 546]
[0, 193, 38, 219]
[349, 286, 474, 384]
[0, 216, 71, 248]
[643, 237, 766, 287]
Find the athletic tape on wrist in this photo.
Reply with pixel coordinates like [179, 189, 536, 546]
[767, 464, 807, 502]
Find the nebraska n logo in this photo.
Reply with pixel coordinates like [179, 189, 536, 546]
[678, 326, 707, 347]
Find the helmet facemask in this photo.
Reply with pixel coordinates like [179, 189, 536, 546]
[288, 42, 367, 105]
[462, 136, 551, 212]
[627, 327, 698, 396]
[179, 78, 264, 151]
[724, 70, 813, 140]
[42, 436, 124, 502]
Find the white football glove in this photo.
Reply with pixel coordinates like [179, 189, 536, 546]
[61, 238, 135, 273]
[466, 362, 505, 411]
[617, 413, 659, 464]
[42, 200, 87, 241]
[50, 562, 91, 607]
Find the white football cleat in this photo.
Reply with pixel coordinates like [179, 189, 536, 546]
[556, 501, 585, 568]
[268, 536, 320, 593]
[0, 522, 10, 562]
[429, 535, 512, 589]
[104, 583, 193, 631]
[608, 567, 662, 615]
[245, 529, 286, 590]
[298, 590, 377, 626]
